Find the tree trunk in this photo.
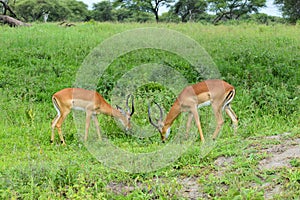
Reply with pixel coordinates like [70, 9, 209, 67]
[0, 15, 30, 27]
[0, 0, 17, 17]
[155, 11, 159, 23]
[0, 0, 30, 26]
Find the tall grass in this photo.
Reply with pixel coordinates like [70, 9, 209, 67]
[0, 23, 299, 199]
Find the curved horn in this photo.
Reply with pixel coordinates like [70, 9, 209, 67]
[126, 94, 134, 116]
[155, 102, 163, 122]
[148, 102, 163, 130]
[148, 103, 158, 129]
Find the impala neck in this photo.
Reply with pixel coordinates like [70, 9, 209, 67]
[112, 106, 126, 119]
[162, 99, 181, 133]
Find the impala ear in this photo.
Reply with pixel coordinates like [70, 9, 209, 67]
[116, 105, 126, 115]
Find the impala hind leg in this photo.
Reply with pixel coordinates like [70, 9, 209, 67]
[51, 98, 68, 145]
[51, 114, 60, 143]
[225, 105, 238, 134]
[53, 111, 69, 145]
[211, 104, 224, 140]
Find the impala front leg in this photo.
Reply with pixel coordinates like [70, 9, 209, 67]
[84, 111, 92, 142]
[92, 114, 102, 140]
[186, 113, 193, 138]
[191, 107, 205, 142]
[211, 104, 224, 140]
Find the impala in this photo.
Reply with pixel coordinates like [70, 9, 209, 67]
[148, 79, 238, 142]
[51, 88, 134, 145]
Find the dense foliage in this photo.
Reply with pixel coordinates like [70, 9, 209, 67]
[2, 0, 299, 24]
[208, 0, 266, 23]
[275, 0, 300, 23]
[0, 23, 299, 199]
[12, 0, 89, 22]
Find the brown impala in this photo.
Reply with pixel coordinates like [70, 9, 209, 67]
[148, 79, 238, 142]
[51, 88, 134, 145]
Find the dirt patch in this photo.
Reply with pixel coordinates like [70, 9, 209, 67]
[214, 156, 234, 178]
[106, 181, 137, 196]
[106, 133, 299, 199]
[106, 177, 205, 199]
[257, 133, 300, 199]
[214, 156, 234, 167]
[179, 177, 206, 200]
[258, 136, 300, 170]
[263, 182, 283, 200]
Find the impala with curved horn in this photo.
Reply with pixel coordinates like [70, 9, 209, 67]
[51, 88, 134, 145]
[148, 79, 238, 142]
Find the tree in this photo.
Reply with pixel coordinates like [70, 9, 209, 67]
[92, 1, 114, 21]
[139, 0, 175, 22]
[209, 0, 266, 24]
[113, 0, 175, 22]
[61, 0, 89, 21]
[172, 0, 207, 22]
[112, 7, 131, 21]
[160, 10, 180, 22]
[113, 0, 151, 22]
[0, 0, 30, 26]
[245, 13, 285, 24]
[0, 0, 17, 17]
[13, 0, 89, 22]
[14, 0, 70, 22]
[275, 0, 300, 23]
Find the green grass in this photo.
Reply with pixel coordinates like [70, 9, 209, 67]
[0, 22, 299, 199]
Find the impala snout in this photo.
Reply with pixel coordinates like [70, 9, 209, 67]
[125, 123, 131, 132]
[125, 114, 133, 131]
[160, 127, 170, 142]
[116, 94, 134, 132]
[161, 135, 166, 143]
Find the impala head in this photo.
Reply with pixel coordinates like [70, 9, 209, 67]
[148, 102, 170, 142]
[116, 94, 135, 131]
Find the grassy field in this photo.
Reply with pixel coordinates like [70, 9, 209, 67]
[0, 22, 299, 199]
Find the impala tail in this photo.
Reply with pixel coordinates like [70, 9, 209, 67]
[222, 89, 235, 111]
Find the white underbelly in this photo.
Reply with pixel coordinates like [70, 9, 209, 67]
[72, 106, 86, 111]
[198, 100, 211, 108]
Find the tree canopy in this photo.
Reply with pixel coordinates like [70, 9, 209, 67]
[275, 0, 300, 23]
[92, 1, 114, 21]
[113, 0, 175, 22]
[173, 0, 207, 22]
[208, 0, 266, 24]
[0, 0, 294, 24]
[11, 0, 88, 22]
